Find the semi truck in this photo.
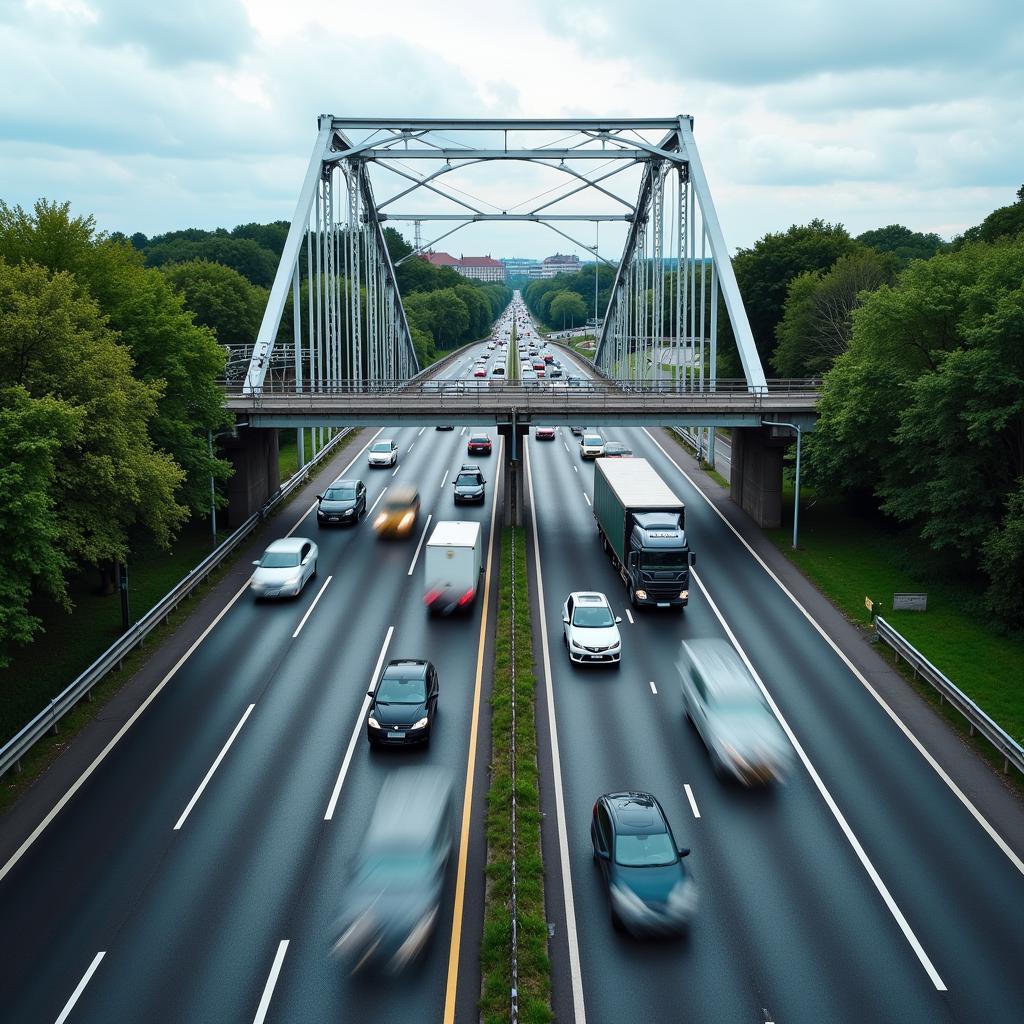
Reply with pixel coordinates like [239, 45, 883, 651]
[423, 520, 483, 615]
[593, 458, 696, 609]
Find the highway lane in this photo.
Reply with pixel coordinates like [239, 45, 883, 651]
[0, 338, 503, 1023]
[529, 348, 1024, 1020]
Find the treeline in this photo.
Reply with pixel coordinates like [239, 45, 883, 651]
[523, 265, 617, 329]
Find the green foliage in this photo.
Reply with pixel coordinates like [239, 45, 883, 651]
[772, 247, 897, 378]
[856, 224, 947, 265]
[955, 185, 1024, 248]
[143, 231, 279, 287]
[806, 237, 1024, 625]
[161, 259, 267, 347]
[982, 481, 1024, 627]
[548, 288, 588, 327]
[523, 264, 615, 327]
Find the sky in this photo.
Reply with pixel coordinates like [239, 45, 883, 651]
[1, 0, 1022, 262]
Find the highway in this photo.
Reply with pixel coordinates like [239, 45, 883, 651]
[528, 339, 1024, 1022]
[0, 343, 504, 1023]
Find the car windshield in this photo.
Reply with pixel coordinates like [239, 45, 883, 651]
[355, 850, 433, 885]
[376, 675, 427, 704]
[325, 486, 356, 500]
[456, 473, 480, 486]
[260, 551, 300, 568]
[641, 551, 686, 570]
[384, 498, 414, 511]
[584, 436, 603, 446]
[615, 831, 677, 867]
[573, 606, 614, 627]
[471, 437, 489, 444]
[371, 442, 392, 452]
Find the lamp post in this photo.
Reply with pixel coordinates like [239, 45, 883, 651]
[762, 419, 802, 549]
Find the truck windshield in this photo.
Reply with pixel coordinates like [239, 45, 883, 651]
[641, 551, 686, 570]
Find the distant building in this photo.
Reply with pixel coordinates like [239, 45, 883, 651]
[419, 251, 505, 282]
[502, 257, 541, 279]
[542, 253, 581, 278]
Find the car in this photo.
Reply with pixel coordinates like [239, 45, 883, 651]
[467, 433, 492, 456]
[601, 441, 633, 458]
[435, 424, 454, 431]
[368, 439, 399, 467]
[580, 433, 605, 459]
[534, 426, 555, 440]
[547, 366, 563, 379]
[373, 486, 421, 538]
[491, 365, 506, 377]
[330, 767, 453, 973]
[531, 358, 545, 371]
[366, 659, 439, 747]
[521, 370, 539, 385]
[590, 791, 696, 936]
[677, 638, 793, 784]
[568, 377, 594, 389]
[453, 464, 486, 504]
[569, 425, 586, 436]
[562, 591, 621, 666]
[251, 537, 318, 599]
[316, 478, 366, 527]
[542, 352, 554, 363]
[473, 366, 488, 378]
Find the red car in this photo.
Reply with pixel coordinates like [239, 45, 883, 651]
[467, 433, 493, 455]
[535, 426, 555, 440]
[473, 366, 488, 378]
[542, 352, 554, 363]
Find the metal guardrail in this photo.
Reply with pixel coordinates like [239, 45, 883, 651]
[875, 616, 1024, 775]
[0, 427, 355, 778]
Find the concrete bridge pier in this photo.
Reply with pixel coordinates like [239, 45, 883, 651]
[729, 426, 788, 529]
[498, 417, 530, 527]
[223, 426, 281, 527]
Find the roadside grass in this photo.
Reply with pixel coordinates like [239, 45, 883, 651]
[481, 527, 551, 1024]
[765, 485, 1024, 748]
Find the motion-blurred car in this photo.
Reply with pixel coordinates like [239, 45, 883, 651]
[453, 464, 486, 504]
[366, 659, 439, 747]
[373, 486, 421, 538]
[590, 791, 696, 937]
[251, 538, 318, 599]
[580, 433, 605, 459]
[534, 426, 556, 440]
[473, 366, 488, 378]
[569, 425, 586, 436]
[368, 439, 398, 467]
[677, 638, 792, 784]
[562, 591, 621, 666]
[467, 433, 492, 456]
[542, 351, 554, 363]
[601, 442, 633, 458]
[331, 767, 452, 972]
[316, 478, 366, 527]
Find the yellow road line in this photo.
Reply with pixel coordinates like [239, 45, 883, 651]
[442, 436, 503, 1023]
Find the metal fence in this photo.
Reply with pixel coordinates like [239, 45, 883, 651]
[875, 617, 1024, 775]
[0, 427, 354, 778]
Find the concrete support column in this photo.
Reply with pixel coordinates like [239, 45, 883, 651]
[498, 418, 529, 526]
[730, 426, 784, 528]
[224, 427, 281, 527]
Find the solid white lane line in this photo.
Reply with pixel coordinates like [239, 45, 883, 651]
[643, 427, 1024, 879]
[292, 576, 332, 639]
[55, 951, 106, 1024]
[174, 704, 256, 831]
[525, 444, 587, 1024]
[407, 514, 433, 577]
[252, 940, 289, 1024]
[418, 427, 425, 436]
[324, 626, 394, 820]
[649, 680, 658, 695]
[440, 469, 449, 490]
[367, 488, 388, 515]
[693, 570, 946, 991]
[684, 784, 701, 819]
[582, 492, 591, 506]
[625, 609, 634, 624]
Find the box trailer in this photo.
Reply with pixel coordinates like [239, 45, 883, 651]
[423, 520, 483, 615]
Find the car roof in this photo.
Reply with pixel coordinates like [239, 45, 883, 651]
[602, 791, 669, 834]
[381, 659, 430, 679]
[570, 591, 610, 606]
[328, 476, 361, 487]
[386, 485, 419, 502]
[365, 767, 452, 849]
[265, 537, 308, 553]
[681, 639, 759, 700]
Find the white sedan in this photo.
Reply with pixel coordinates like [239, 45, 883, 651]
[562, 591, 622, 666]
[251, 537, 318, 599]
[368, 439, 399, 467]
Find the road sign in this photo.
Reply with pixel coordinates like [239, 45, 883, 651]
[893, 593, 928, 612]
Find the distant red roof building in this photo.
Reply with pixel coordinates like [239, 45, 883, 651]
[418, 251, 506, 283]
[422, 251, 462, 268]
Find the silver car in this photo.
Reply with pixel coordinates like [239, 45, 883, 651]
[368, 439, 398, 467]
[562, 591, 622, 666]
[251, 537, 318, 599]
[676, 638, 792, 784]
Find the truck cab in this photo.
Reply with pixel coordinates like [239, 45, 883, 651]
[627, 512, 695, 607]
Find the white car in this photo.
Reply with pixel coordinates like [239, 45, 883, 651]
[251, 537, 318, 599]
[368, 439, 399, 467]
[580, 433, 605, 459]
[562, 592, 622, 666]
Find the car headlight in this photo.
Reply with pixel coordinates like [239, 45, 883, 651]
[410, 717, 429, 730]
[399, 512, 415, 529]
[679, 590, 688, 600]
[634, 589, 648, 600]
[374, 513, 387, 528]
[609, 641, 620, 650]
[367, 717, 382, 729]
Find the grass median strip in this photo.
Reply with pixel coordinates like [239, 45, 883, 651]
[481, 526, 551, 1024]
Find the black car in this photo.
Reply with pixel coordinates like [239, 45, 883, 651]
[591, 791, 696, 937]
[316, 478, 366, 526]
[601, 442, 633, 458]
[453, 464, 486, 504]
[435, 424, 455, 431]
[367, 660, 439, 746]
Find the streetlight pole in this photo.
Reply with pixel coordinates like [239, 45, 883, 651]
[762, 419, 802, 549]
[208, 430, 217, 544]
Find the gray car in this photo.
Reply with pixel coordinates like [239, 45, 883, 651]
[251, 537, 318, 599]
[316, 478, 366, 527]
[676, 638, 793, 784]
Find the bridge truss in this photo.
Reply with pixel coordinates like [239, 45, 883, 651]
[244, 115, 766, 402]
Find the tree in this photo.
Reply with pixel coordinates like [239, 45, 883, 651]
[0, 259, 187, 583]
[772, 247, 897, 378]
[161, 259, 267, 347]
[144, 234, 279, 287]
[982, 481, 1024, 626]
[856, 224, 946, 266]
[549, 290, 588, 327]
[0, 387, 82, 665]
